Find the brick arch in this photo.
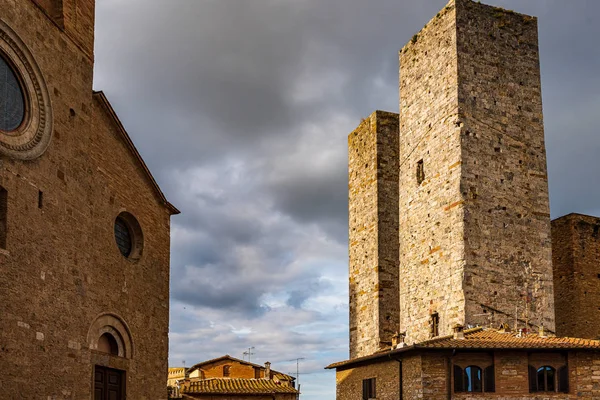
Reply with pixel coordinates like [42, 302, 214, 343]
[87, 313, 134, 359]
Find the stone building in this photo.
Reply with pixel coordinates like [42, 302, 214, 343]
[328, 0, 600, 398]
[171, 356, 298, 399]
[0, 0, 178, 399]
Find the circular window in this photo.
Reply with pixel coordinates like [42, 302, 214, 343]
[0, 53, 25, 132]
[114, 212, 143, 260]
[0, 20, 53, 160]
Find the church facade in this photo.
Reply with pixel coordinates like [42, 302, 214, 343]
[0, 1, 178, 399]
[328, 0, 600, 398]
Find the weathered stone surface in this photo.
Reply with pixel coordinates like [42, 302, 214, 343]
[399, 0, 554, 344]
[0, 1, 175, 398]
[348, 111, 399, 359]
[552, 213, 600, 339]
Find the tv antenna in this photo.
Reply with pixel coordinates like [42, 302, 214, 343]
[243, 346, 255, 362]
[286, 358, 306, 386]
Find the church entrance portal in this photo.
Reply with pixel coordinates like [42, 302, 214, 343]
[94, 366, 124, 400]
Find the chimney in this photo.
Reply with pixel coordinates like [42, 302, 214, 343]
[264, 362, 271, 380]
[538, 325, 545, 338]
[392, 332, 407, 348]
[453, 324, 465, 340]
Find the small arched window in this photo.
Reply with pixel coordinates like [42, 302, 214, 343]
[223, 365, 230, 377]
[455, 365, 494, 392]
[97, 333, 119, 356]
[529, 365, 568, 393]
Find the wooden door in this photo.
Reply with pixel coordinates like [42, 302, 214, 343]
[94, 366, 124, 400]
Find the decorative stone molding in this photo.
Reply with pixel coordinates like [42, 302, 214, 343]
[87, 313, 134, 359]
[0, 19, 53, 160]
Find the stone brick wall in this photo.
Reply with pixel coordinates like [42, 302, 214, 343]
[0, 1, 173, 398]
[335, 350, 600, 399]
[335, 359, 400, 400]
[348, 111, 399, 358]
[31, 0, 95, 58]
[455, 0, 555, 334]
[552, 213, 600, 339]
[399, 0, 465, 344]
[398, 0, 554, 344]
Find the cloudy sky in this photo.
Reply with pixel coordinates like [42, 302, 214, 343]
[93, 1, 600, 398]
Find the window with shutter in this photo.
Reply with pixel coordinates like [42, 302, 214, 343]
[484, 365, 495, 392]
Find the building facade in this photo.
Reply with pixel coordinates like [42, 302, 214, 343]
[170, 356, 298, 400]
[0, 1, 178, 399]
[330, 0, 600, 398]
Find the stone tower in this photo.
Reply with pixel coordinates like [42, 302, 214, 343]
[398, 0, 554, 343]
[552, 214, 600, 339]
[348, 111, 399, 358]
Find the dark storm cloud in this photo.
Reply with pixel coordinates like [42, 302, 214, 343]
[93, 1, 600, 399]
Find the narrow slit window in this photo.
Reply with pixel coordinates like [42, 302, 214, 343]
[38, 190, 43, 209]
[430, 312, 439, 337]
[0, 186, 6, 249]
[416, 159, 425, 185]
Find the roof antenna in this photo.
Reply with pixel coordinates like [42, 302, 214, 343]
[243, 346, 255, 362]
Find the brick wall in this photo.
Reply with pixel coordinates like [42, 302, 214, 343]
[336, 359, 400, 400]
[335, 350, 600, 399]
[0, 1, 172, 398]
[552, 214, 600, 339]
[348, 111, 399, 358]
[200, 359, 263, 379]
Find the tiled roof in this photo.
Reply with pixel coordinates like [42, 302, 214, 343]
[181, 378, 299, 395]
[326, 327, 600, 369]
[419, 327, 600, 350]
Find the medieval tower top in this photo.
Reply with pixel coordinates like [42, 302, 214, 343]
[348, 0, 555, 357]
[400, 0, 554, 344]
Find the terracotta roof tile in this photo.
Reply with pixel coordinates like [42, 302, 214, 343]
[182, 378, 299, 395]
[326, 328, 600, 369]
[418, 327, 600, 349]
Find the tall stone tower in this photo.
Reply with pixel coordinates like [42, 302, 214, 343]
[348, 111, 399, 358]
[398, 0, 555, 343]
[552, 214, 600, 339]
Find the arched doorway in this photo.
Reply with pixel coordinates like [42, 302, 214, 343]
[88, 313, 133, 400]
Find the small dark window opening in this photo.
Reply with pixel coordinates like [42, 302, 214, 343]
[0, 187, 6, 249]
[484, 365, 495, 392]
[254, 367, 260, 379]
[38, 190, 43, 209]
[223, 365, 231, 377]
[464, 366, 483, 392]
[114, 217, 132, 257]
[530, 365, 560, 392]
[97, 333, 119, 356]
[416, 159, 425, 185]
[430, 312, 439, 337]
[455, 365, 494, 392]
[362, 377, 376, 400]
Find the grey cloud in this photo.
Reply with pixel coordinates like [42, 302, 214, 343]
[93, 1, 600, 399]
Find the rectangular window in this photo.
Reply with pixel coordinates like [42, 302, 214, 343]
[0, 187, 7, 249]
[362, 377, 376, 400]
